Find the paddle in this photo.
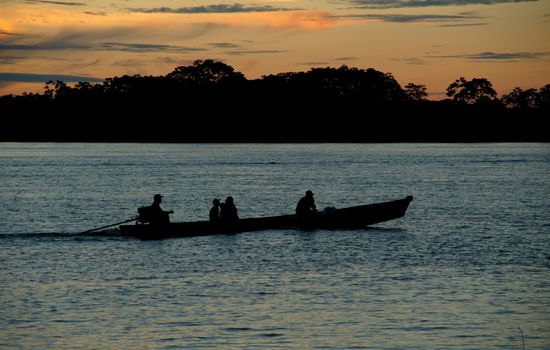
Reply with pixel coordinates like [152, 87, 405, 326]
[80, 217, 138, 234]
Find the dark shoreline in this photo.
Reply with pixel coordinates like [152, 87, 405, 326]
[2, 61, 548, 143]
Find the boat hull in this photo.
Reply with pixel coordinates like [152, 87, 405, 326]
[120, 196, 413, 239]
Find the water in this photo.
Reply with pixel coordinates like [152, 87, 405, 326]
[1, 143, 549, 349]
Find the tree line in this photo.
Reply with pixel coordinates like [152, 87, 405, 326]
[1, 59, 548, 141]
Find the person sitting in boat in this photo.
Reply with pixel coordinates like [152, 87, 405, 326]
[138, 193, 174, 225]
[220, 196, 239, 223]
[296, 190, 317, 217]
[209, 198, 221, 222]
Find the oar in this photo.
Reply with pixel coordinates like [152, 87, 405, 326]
[80, 217, 137, 234]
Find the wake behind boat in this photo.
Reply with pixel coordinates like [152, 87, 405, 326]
[119, 196, 413, 240]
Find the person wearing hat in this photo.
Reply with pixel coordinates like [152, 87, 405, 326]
[296, 190, 317, 218]
[150, 194, 174, 225]
[209, 198, 221, 223]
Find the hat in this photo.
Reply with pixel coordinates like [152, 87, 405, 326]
[306, 190, 313, 195]
[154, 194, 163, 199]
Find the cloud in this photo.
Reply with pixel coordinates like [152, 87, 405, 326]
[127, 3, 298, 14]
[0, 23, 212, 53]
[467, 51, 548, 60]
[0, 54, 77, 64]
[341, 13, 482, 23]
[0, 55, 22, 64]
[429, 51, 550, 60]
[392, 57, 427, 64]
[22, 0, 85, 6]
[0, 43, 88, 51]
[83, 11, 107, 16]
[348, 0, 538, 9]
[0, 25, 146, 52]
[208, 42, 241, 49]
[225, 49, 286, 55]
[0, 72, 103, 83]
[0, 31, 25, 36]
[334, 57, 358, 61]
[0, 41, 207, 53]
[99, 42, 206, 53]
[298, 61, 332, 66]
[296, 57, 360, 66]
[438, 22, 488, 27]
[206, 43, 287, 55]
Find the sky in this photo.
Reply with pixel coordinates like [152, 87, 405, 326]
[1, 0, 549, 99]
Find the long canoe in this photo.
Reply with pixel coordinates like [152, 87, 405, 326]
[119, 196, 413, 239]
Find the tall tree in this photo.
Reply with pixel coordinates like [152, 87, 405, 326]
[404, 83, 427, 101]
[538, 84, 550, 110]
[44, 80, 71, 99]
[446, 77, 497, 104]
[167, 59, 245, 85]
[501, 87, 539, 109]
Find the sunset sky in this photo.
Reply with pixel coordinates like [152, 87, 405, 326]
[1, 0, 549, 99]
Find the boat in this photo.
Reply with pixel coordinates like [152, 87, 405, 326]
[119, 196, 413, 239]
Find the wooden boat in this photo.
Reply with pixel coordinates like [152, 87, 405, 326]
[119, 196, 413, 239]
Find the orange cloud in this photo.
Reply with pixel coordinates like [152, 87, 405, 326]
[0, 18, 15, 34]
[250, 11, 340, 30]
[123, 11, 341, 31]
[2, 6, 343, 35]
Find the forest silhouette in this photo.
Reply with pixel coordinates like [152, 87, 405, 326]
[1, 59, 548, 142]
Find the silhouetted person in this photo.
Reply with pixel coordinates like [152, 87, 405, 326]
[209, 198, 221, 222]
[148, 193, 174, 225]
[296, 190, 317, 218]
[220, 196, 239, 223]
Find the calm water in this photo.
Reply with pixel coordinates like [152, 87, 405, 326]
[1, 143, 549, 349]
